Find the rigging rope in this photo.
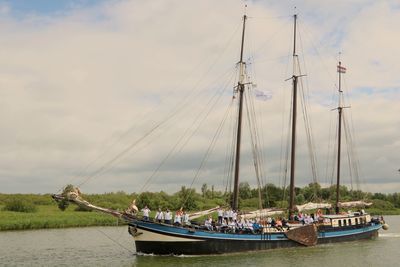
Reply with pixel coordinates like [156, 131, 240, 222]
[182, 100, 235, 208]
[60, 20, 243, 191]
[138, 68, 237, 193]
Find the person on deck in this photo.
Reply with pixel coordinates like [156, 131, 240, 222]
[282, 218, 290, 230]
[141, 205, 150, 221]
[298, 212, 304, 225]
[270, 217, 276, 228]
[217, 208, 223, 224]
[244, 219, 254, 233]
[253, 220, 262, 234]
[223, 209, 229, 222]
[155, 208, 164, 223]
[164, 209, 172, 224]
[232, 210, 238, 223]
[205, 215, 213, 231]
[228, 219, 236, 233]
[182, 211, 190, 226]
[275, 218, 283, 231]
[174, 209, 182, 226]
[267, 216, 272, 228]
[228, 208, 233, 222]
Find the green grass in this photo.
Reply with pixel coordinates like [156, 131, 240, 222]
[0, 205, 125, 231]
[366, 208, 400, 216]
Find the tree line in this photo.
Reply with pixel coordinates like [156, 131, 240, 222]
[1, 183, 399, 214]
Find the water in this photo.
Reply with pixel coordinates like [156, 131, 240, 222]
[0, 216, 399, 266]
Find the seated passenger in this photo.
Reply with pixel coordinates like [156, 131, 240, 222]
[275, 218, 283, 231]
[228, 219, 236, 233]
[205, 215, 213, 231]
[182, 211, 190, 226]
[253, 220, 262, 233]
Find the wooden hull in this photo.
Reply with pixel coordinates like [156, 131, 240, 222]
[129, 221, 382, 255]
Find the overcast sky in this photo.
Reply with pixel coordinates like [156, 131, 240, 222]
[0, 0, 399, 194]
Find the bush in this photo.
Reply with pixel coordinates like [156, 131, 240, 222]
[371, 199, 395, 210]
[3, 199, 37, 213]
[74, 205, 92, 212]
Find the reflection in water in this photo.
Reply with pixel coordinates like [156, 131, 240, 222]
[0, 216, 398, 266]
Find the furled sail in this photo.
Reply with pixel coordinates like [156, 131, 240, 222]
[295, 202, 332, 212]
[338, 201, 372, 208]
[189, 206, 220, 220]
[241, 208, 285, 219]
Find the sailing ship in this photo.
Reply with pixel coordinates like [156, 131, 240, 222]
[53, 12, 387, 255]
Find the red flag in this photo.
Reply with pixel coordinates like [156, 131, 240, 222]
[337, 65, 347, 73]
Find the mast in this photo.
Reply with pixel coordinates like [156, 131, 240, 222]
[232, 14, 247, 211]
[335, 61, 344, 214]
[288, 14, 298, 216]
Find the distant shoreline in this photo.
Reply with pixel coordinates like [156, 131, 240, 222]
[1, 188, 399, 231]
[0, 204, 398, 231]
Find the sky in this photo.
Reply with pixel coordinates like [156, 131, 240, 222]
[0, 0, 399, 194]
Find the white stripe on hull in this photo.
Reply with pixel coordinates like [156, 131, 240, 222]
[134, 228, 204, 242]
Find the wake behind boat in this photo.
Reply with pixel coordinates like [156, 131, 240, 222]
[53, 10, 388, 255]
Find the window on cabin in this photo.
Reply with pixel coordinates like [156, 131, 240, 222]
[355, 218, 358, 224]
[338, 220, 342, 227]
[343, 220, 347, 226]
[348, 219, 352, 225]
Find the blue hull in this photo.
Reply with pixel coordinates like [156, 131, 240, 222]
[129, 221, 382, 255]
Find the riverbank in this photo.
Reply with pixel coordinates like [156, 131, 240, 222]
[0, 205, 124, 231]
[1, 189, 400, 231]
[1, 203, 399, 231]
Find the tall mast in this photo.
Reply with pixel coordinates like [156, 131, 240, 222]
[288, 13, 298, 216]
[335, 61, 344, 214]
[232, 14, 247, 211]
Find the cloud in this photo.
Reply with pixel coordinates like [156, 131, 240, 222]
[0, 0, 399, 194]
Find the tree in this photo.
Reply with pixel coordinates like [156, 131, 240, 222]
[239, 182, 252, 199]
[201, 183, 208, 198]
[176, 186, 198, 211]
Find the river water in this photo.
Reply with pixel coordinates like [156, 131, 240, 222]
[0, 216, 399, 267]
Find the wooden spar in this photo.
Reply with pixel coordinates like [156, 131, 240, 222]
[232, 14, 247, 211]
[52, 193, 124, 218]
[334, 61, 350, 213]
[289, 14, 298, 216]
[336, 61, 343, 214]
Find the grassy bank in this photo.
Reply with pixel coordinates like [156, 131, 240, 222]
[1, 187, 400, 231]
[0, 205, 124, 231]
[1, 203, 399, 231]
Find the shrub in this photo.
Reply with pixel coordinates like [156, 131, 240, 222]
[3, 199, 37, 213]
[74, 205, 92, 212]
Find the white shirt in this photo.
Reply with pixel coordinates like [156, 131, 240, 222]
[142, 207, 150, 217]
[165, 211, 172, 220]
[174, 214, 181, 224]
[155, 211, 164, 220]
[218, 209, 223, 217]
[232, 211, 237, 221]
[183, 213, 190, 224]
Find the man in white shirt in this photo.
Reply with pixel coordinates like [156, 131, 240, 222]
[205, 216, 213, 231]
[164, 209, 172, 224]
[155, 208, 164, 223]
[141, 205, 150, 221]
[182, 211, 190, 226]
[217, 208, 223, 224]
